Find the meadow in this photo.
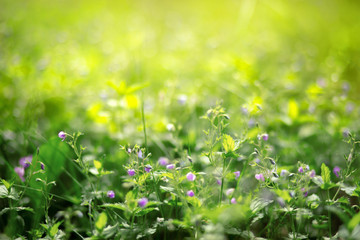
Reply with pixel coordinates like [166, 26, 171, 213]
[1, 0, 360, 239]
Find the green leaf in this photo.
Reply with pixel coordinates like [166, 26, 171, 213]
[0, 185, 8, 198]
[250, 198, 273, 213]
[103, 223, 119, 238]
[321, 163, 331, 184]
[0, 207, 34, 216]
[1, 179, 11, 189]
[100, 203, 127, 211]
[273, 189, 291, 202]
[160, 186, 175, 193]
[222, 134, 235, 153]
[95, 212, 107, 231]
[134, 207, 159, 216]
[50, 221, 62, 237]
[348, 212, 360, 231]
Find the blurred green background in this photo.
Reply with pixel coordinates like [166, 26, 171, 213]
[1, 0, 360, 184]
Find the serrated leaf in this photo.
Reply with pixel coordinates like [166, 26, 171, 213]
[94, 160, 102, 170]
[160, 186, 175, 193]
[95, 212, 107, 231]
[250, 198, 273, 213]
[1, 179, 11, 189]
[135, 207, 159, 216]
[103, 223, 119, 238]
[0, 185, 9, 198]
[321, 163, 331, 184]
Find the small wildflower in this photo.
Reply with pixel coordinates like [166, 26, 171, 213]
[14, 167, 25, 182]
[186, 172, 196, 181]
[309, 170, 316, 178]
[107, 190, 115, 199]
[138, 150, 143, 159]
[145, 165, 152, 173]
[178, 95, 187, 105]
[226, 188, 234, 196]
[343, 129, 350, 138]
[262, 134, 269, 141]
[305, 165, 310, 171]
[166, 164, 175, 170]
[40, 162, 45, 170]
[231, 197, 236, 204]
[289, 191, 295, 198]
[333, 166, 341, 178]
[216, 179, 222, 185]
[298, 167, 304, 173]
[58, 131, 66, 141]
[187, 190, 195, 197]
[280, 169, 288, 177]
[158, 157, 169, 166]
[234, 171, 240, 180]
[301, 188, 308, 197]
[255, 173, 265, 182]
[277, 197, 285, 207]
[19, 155, 32, 168]
[127, 169, 135, 176]
[138, 197, 148, 208]
[127, 148, 132, 154]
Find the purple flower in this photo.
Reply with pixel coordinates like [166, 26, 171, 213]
[14, 167, 25, 182]
[127, 169, 135, 176]
[58, 131, 66, 141]
[255, 173, 265, 182]
[305, 165, 310, 171]
[138, 150, 143, 159]
[40, 163, 45, 170]
[280, 169, 288, 177]
[166, 164, 175, 170]
[138, 197, 148, 208]
[187, 190, 195, 197]
[19, 155, 32, 168]
[144, 165, 152, 173]
[231, 197, 236, 204]
[107, 190, 115, 199]
[309, 170, 315, 178]
[158, 157, 169, 166]
[234, 171, 240, 180]
[262, 134, 269, 141]
[127, 148, 132, 154]
[186, 172, 196, 181]
[301, 188, 308, 197]
[216, 179, 222, 185]
[298, 167, 304, 173]
[333, 166, 341, 178]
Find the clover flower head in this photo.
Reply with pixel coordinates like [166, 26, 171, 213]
[186, 172, 196, 181]
[333, 166, 341, 178]
[187, 190, 195, 197]
[234, 171, 240, 180]
[14, 167, 25, 182]
[255, 173, 265, 182]
[166, 164, 175, 170]
[145, 165, 152, 173]
[262, 134, 269, 141]
[231, 197, 236, 204]
[298, 167, 304, 173]
[127, 169, 135, 176]
[309, 170, 316, 178]
[58, 131, 66, 141]
[107, 190, 115, 199]
[158, 157, 169, 166]
[138, 197, 148, 208]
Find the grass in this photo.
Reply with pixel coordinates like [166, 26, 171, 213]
[1, 0, 360, 239]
